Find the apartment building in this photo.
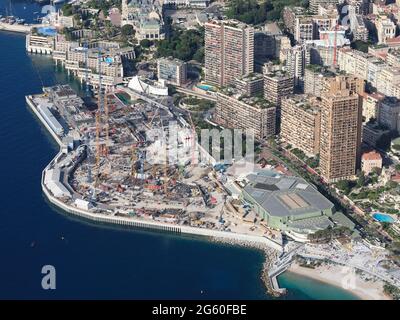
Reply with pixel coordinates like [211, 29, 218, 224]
[205, 20, 254, 87]
[277, 35, 292, 63]
[338, 48, 385, 89]
[51, 39, 133, 87]
[319, 75, 364, 183]
[214, 89, 276, 140]
[26, 34, 55, 55]
[263, 70, 294, 107]
[157, 57, 187, 86]
[286, 45, 310, 89]
[362, 92, 384, 122]
[304, 65, 335, 97]
[349, 9, 369, 42]
[312, 14, 338, 39]
[361, 151, 383, 175]
[282, 6, 306, 34]
[362, 122, 391, 147]
[254, 22, 284, 62]
[376, 67, 400, 99]
[309, 0, 339, 14]
[295, 16, 314, 44]
[387, 48, 400, 68]
[378, 97, 400, 132]
[281, 94, 321, 156]
[232, 73, 264, 97]
[375, 15, 396, 44]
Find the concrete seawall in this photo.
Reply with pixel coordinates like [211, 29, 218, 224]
[41, 166, 282, 251]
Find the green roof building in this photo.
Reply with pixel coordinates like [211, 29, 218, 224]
[241, 174, 335, 238]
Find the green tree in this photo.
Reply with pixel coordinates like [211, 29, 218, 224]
[121, 24, 134, 37]
[192, 47, 204, 63]
[357, 173, 366, 188]
[386, 180, 398, 189]
[140, 39, 152, 48]
[351, 40, 371, 53]
[156, 27, 204, 62]
[61, 4, 74, 16]
[372, 167, 382, 175]
[337, 180, 351, 194]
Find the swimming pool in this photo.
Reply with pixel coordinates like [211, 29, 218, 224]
[197, 84, 213, 91]
[372, 213, 395, 223]
[37, 27, 57, 37]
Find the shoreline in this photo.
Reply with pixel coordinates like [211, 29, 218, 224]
[287, 262, 391, 300]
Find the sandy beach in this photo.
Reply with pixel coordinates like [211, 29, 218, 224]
[288, 263, 391, 300]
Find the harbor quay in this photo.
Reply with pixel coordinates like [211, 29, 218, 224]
[0, 21, 31, 33]
[0, 22, 49, 34]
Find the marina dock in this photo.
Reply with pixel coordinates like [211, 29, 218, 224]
[0, 22, 49, 34]
[0, 22, 31, 33]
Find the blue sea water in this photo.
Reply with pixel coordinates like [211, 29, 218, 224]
[0, 1, 360, 300]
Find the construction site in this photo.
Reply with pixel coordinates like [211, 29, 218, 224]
[25, 77, 233, 230]
[23, 38, 287, 243]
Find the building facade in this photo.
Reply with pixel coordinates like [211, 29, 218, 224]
[286, 45, 310, 89]
[362, 92, 384, 122]
[295, 16, 314, 44]
[232, 73, 264, 97]
[205, 20, 254, 87]
[378, 97, 400, 132]
[361, 151, 382, 175]
[319, 76, 364, 183]
[281, 95, 321, 156]
[375, 15, 396, 44]
[304, 65, 335, 97]
[263, 70, 294, 106]
[157, 57, 187, 86]
[214, 91, 276, 140]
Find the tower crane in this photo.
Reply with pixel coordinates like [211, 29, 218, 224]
[95, 46, 104, 185]
[83, 40, 90, 98]
[187, 111, 197, 167]
[333, 22, 339, 68]
[131, 143, 138, 179]
[103, 89, 110, 157]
